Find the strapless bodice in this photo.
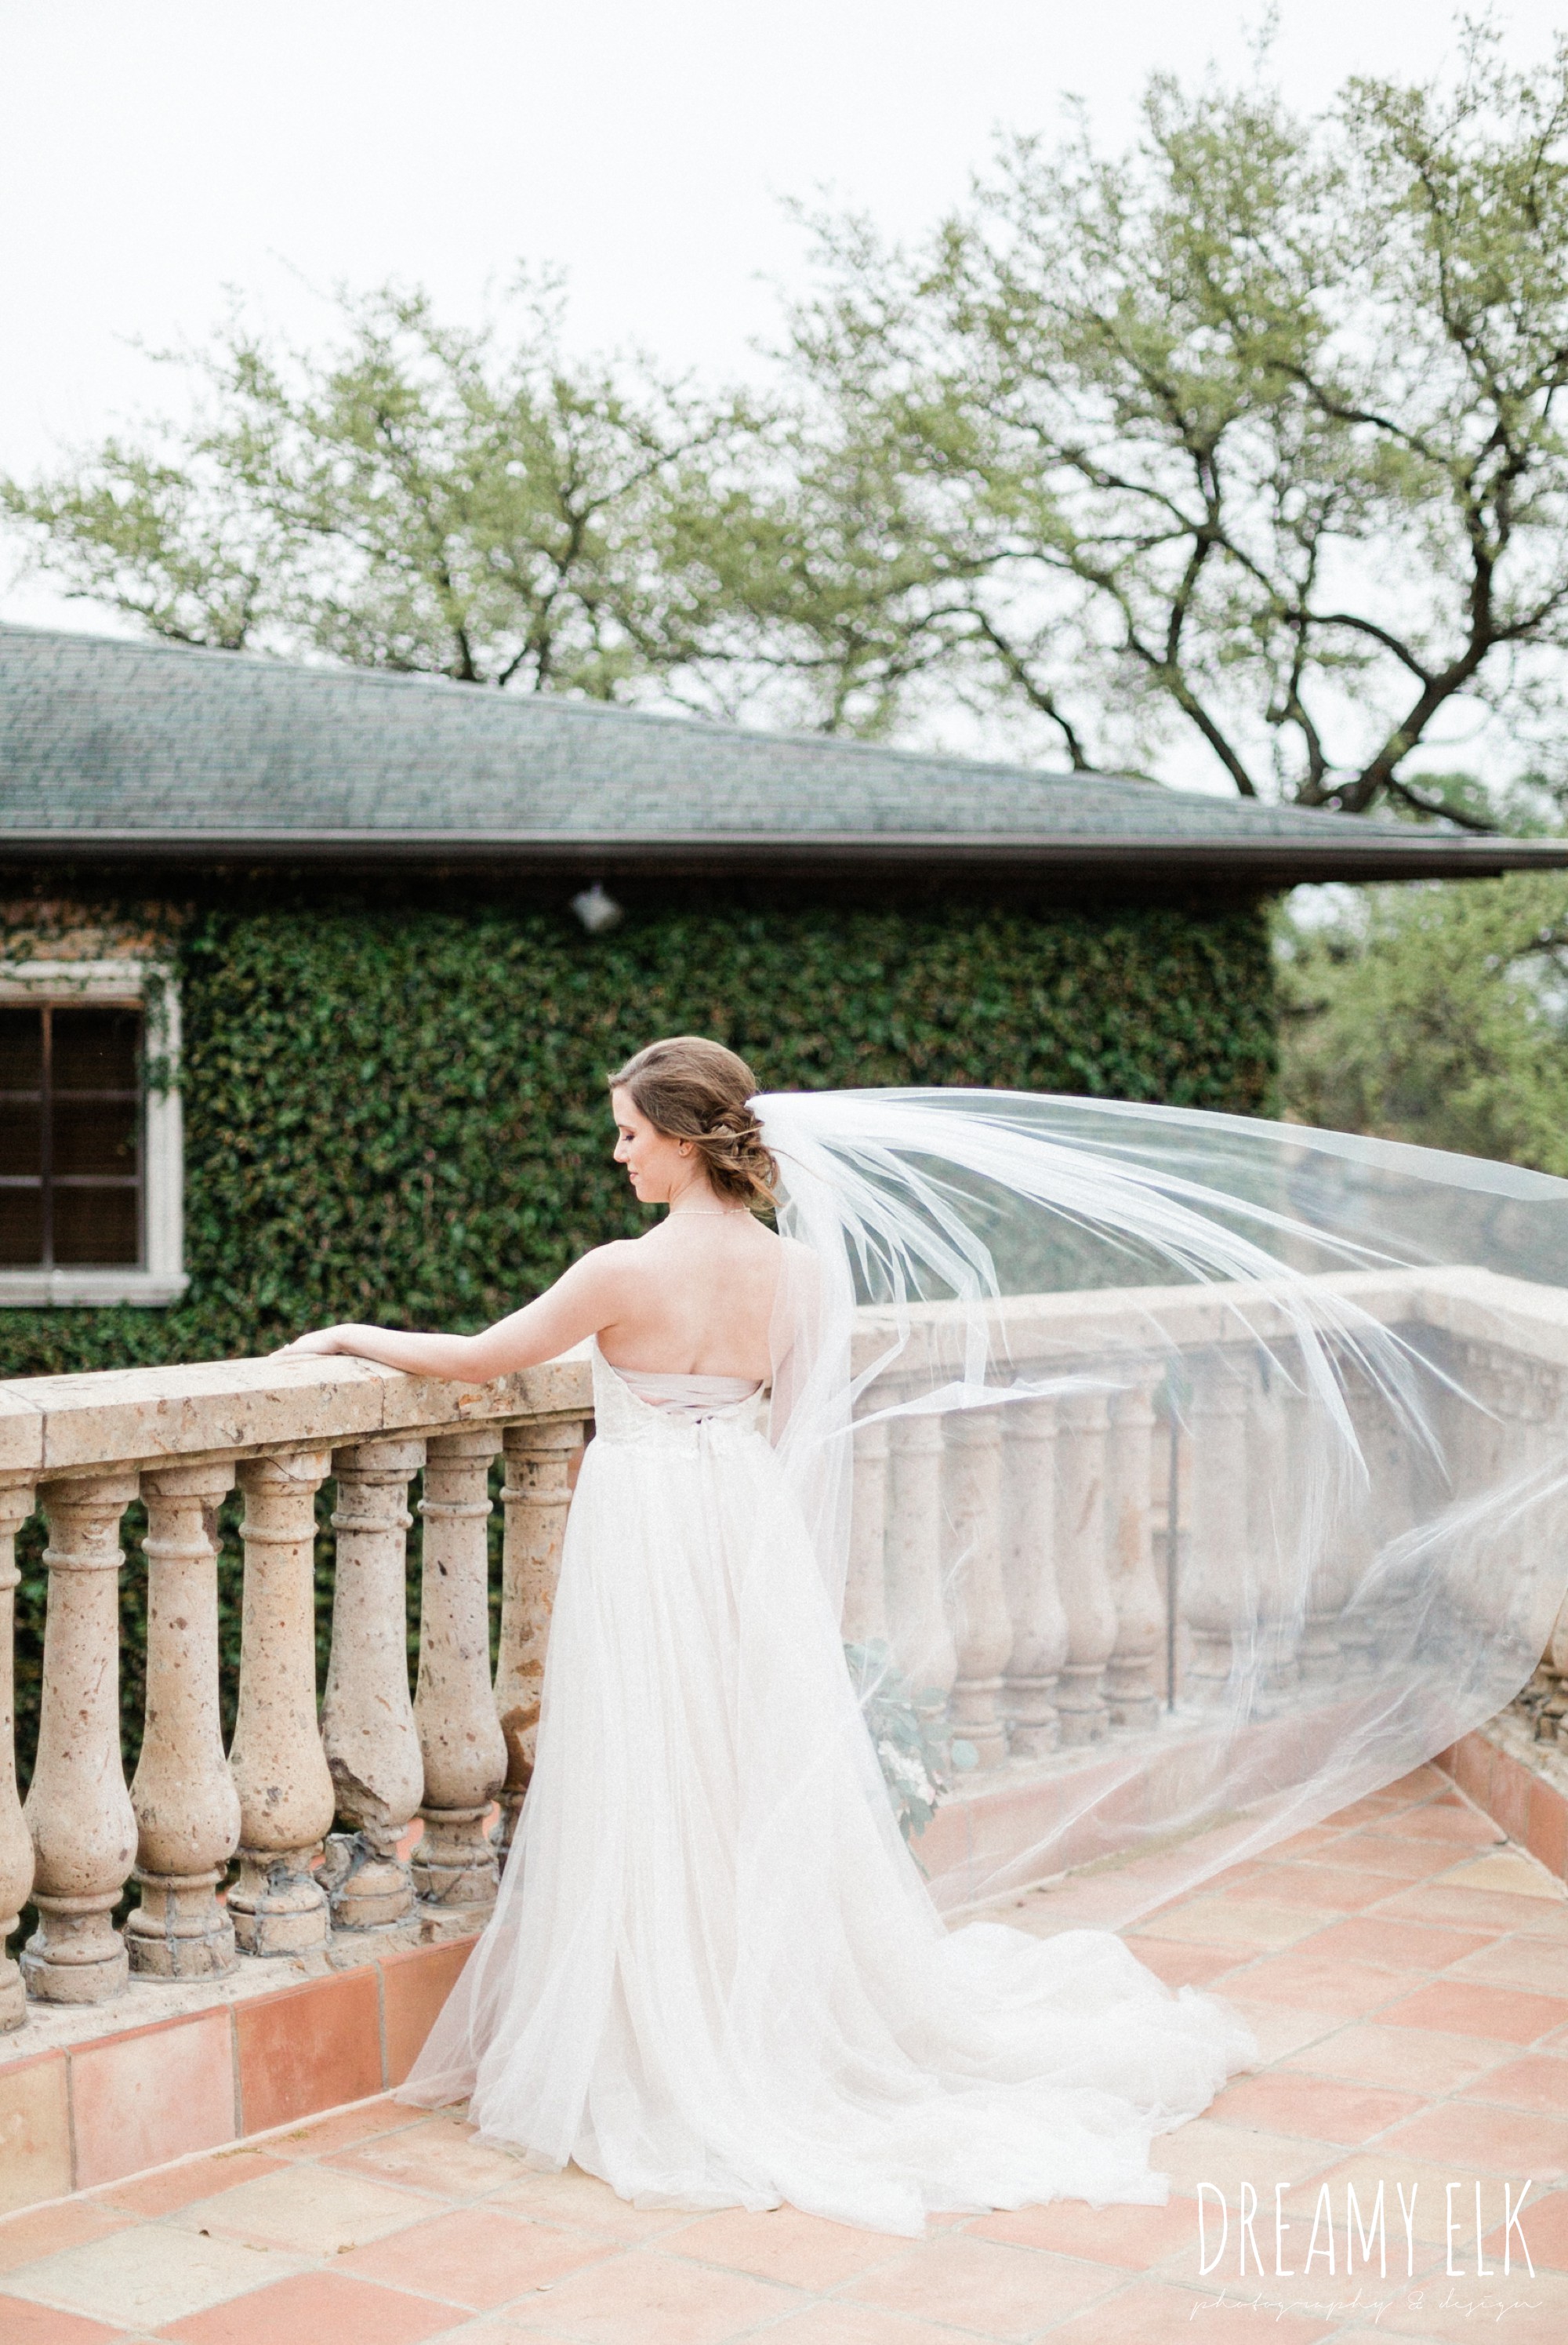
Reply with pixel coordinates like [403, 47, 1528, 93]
[589, 1340, 767, 1443]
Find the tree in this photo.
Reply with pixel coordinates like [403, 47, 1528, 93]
[13, 31, 1568, 790]
[1278, 802, 1568, 1167]
[770, 25, 1568, 808]
[1, 283, 745, 695]
[645, 415, 987, 736]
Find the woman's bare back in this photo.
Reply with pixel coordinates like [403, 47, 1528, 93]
[274, 1055, 795, 1386]
[273, 1214, 798, 1387]
[592, 1214, 784, 1380]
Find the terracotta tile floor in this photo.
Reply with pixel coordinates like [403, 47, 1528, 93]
[5, 1764, 1568, 2345]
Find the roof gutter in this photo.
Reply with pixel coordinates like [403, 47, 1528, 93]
[3, 827, 1566, 884]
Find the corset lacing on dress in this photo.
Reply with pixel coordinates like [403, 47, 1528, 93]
[608, 1363, 764, 1424]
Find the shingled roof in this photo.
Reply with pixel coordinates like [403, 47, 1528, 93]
[3, 622, 1565, 887]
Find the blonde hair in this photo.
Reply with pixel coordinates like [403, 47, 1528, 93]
[608, 1036, 778, 1210]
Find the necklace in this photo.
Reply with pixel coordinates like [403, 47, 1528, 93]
[670, 1206, 748, 1218]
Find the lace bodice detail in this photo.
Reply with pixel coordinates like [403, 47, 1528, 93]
[590, 1339, 767, 1445]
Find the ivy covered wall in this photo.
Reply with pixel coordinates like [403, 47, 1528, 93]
[0, 882, 1276, 1381]
[1, 877, 1275, 1795]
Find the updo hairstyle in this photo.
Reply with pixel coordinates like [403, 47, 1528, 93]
[608, 1036, 778, 1211]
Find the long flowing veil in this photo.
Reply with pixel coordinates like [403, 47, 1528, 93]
[756, 1087, 1568, 1926]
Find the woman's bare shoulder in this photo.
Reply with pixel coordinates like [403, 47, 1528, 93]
[771, 1231, 819, 1270]
[771, 1232, 825, 1301]
[560, 1236, 648, 1290]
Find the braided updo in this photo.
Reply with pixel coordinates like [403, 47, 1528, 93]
[608, 1036, 778, 1211]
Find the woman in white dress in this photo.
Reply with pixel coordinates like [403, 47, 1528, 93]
[280, 1036, 1568, 2234]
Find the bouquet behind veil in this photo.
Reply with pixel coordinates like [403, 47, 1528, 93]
[756, 1087, 1568, 1925]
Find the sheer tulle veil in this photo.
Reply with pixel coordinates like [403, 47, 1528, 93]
[402, 1082, 1568, 2229]
[755, 1087, 1568, 1924]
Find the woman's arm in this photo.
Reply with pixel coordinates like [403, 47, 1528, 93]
[274, 1247, 629, 1381]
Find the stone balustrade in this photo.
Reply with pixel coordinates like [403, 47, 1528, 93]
[0, 1350, 592, 2028]
[3, 1262, 1568, 2032]
[845, 1264, 1568, 1792]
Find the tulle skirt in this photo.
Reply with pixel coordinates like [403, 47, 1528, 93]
[399, 1354, 1253, 2235]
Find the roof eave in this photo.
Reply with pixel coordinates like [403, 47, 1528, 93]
[1, 826, 1565, 885]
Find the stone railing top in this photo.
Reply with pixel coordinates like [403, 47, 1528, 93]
[0, 1347, 595, 1483]
[5, 1262, 1568, 1485]
[1400, 1262, 1568, 1364]
[847, 1262, 1568, 1376]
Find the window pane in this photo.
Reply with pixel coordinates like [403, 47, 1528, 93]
[0, 1187, 43, 1267]
[0, 1104, 42, 1178]
[0, 1009, 42, 1090]
[52, 1007, 140, 1091]
[53, 1185, 140, 1266]
[53, 1098, 138, 1179]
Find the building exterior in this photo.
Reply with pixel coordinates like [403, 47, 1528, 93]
[4, 619, 1565, 1379]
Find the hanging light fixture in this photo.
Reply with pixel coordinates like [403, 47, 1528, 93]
[571, 884, 623, 935]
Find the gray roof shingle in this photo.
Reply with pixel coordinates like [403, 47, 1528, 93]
[2, 623, 1563, 885]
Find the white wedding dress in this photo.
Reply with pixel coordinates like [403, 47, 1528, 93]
[401, 1084, 1568, 2234]
[401, 1338, 1254, 2235]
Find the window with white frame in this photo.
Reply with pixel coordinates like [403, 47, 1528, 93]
[0, 961, 187, 1307]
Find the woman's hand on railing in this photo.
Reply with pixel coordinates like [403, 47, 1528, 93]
[272, 1327, 354, 1356]
[270, 1324, 492, 1378]
[269, 1252, 621, 1383]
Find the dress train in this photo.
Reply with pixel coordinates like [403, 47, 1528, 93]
[400, 1341, 1252, 2236]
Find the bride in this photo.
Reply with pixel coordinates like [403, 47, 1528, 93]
[279, 1034, 1568, 2234]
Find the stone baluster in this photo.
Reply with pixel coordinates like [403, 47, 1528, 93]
[1102, 1367, 1164, 1731]
[1428, 1338, 1532, 1674]
[943, 1410, 1011, 1766]
[493, 1417, 586, 1856]
[412, 1430, 507, 1913]
[1537, 1591, 1568, 1744]
[1245, 1349, 1305, 1703]
[1333, 1356, 1410, 1678]
[843, 1416, 890, 1651]
[20, 1471, 141, 2002]
[1181, 1350, 1250, 1701]
[1052, 1388, 1116, 1742]
[1444, 1337, 1511, 1508]
[228, 1449, 336, 1956]
[1477, 1356, 1568, 1736]
[884, 1410, 956, 1713]
[1153, 1379, 1185, 1709]
[126, 1463, 242, 1978]
[1530, 1365, 1568, 1734]
[0, 1482, 35, 2031]
[1001, 1397, 1068, 1756]
[1506, 1363, 1567, 1704]
[321, 1438, 426, 1929]
[1295, 1432, 1365, 1684]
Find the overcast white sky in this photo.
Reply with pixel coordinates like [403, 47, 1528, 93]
[3, 1, 1566, 681]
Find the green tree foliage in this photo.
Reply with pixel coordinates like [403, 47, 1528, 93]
[9, 30, 1568, 801]
[764, 26, 1568, 804]
[1278, 861, 1568, 1169]
[1, 282, 745, 696]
